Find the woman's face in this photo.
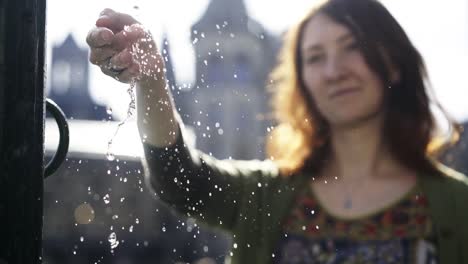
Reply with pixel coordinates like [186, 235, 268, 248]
[300, 13, 389, 128]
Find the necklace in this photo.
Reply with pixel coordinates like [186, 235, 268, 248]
[338, 175, 371, 210]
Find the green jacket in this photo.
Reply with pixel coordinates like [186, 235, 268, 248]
[144, 133, 468, 264]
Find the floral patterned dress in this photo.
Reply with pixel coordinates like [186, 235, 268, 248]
[273, 184, 438, 264]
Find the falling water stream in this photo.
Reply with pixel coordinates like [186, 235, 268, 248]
[106, 81, 136, 161]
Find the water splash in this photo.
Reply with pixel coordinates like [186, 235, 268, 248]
[106, 80, 137, 161]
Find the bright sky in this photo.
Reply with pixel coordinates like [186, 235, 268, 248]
[46, 0, 468, 122]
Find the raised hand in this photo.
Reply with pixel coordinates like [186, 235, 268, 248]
[86, 8, 165, 84]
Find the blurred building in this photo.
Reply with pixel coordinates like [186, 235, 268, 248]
[48, 34, 109, 121]
[175, 0, 281, 160]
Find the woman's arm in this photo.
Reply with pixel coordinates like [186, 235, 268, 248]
[135, 67, 179, 147]
[142, 125, 279, 232]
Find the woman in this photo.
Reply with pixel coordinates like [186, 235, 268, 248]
[86, 0, 468, 263]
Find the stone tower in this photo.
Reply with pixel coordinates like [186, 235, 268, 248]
[188, 0, 279, 159]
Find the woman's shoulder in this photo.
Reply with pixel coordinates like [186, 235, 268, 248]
[421, 162, 468, 214]
[419, 163, 468, 230]
[432, 162, 468, 192]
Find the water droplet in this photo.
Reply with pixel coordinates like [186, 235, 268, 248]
[108, 232, 119, 249]
[80, 236, 84, 242]
[129, 225, 134, 232]
[106, 107, 113, 115]
[233, 243, 238, 249]
[103, 194, 110, 204]
[106, 152, 115, 161]
[162, 226, 166, 232]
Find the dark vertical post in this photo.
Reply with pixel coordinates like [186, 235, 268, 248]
[0, 0, 46, 263]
